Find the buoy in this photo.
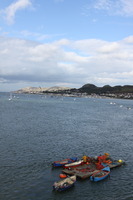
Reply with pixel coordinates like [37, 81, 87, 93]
[59, 174, 67, 178]
[118, 159, 122, 163]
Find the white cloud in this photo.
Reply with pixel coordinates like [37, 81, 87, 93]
[20, 30, 50, 41]
[0, 36, 133, 90]
[89, 0, 133, 17]
[93, 0, 112, 10]
[120, 0, 133, 16]
[3, 0, 32, 24]
[123, 35, 133, 43]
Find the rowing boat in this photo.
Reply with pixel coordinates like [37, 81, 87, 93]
[90, 166, 110, 182]
[53, 175, 76, 191]
[52, 157, 77, 167]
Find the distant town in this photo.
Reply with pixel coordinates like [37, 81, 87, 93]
[14, 83, 133, 100]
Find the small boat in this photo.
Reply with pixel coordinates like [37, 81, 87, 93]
[52, 157, 78, 167]
[62, 163, 98, 179]
[53, 175, 76, 192]
[9, 93, 13, 101]
[107, 159, 125, 169]
[90, 166, 110, 182]
[64, 160, 84, 169]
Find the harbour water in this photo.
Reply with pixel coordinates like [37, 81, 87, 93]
[0, 92, 133, 200]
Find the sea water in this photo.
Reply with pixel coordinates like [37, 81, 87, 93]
[0, 93, 133, 200]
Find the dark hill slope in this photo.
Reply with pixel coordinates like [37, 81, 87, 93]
[78, 84, 133, 94]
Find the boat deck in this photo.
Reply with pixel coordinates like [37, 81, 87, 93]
[62, 163, 98, 179]
[108, 161, 125, 169]
[62, 161, 125, 179]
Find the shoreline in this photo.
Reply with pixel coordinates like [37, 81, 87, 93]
[13, 91, 133, 100]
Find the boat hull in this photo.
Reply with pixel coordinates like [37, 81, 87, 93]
[53, 175, 76, 192]
[53, 183, 75, 191]
[90, 166, 110, 182]
[62, 163, 98, 179]
[107, 160, 125, 169]
[52, 157, 77, 167]
[63, 160, 84, 169]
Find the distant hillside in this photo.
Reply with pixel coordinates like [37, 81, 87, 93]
[78, 84, 133, 94]
[14, 83, 133, 99]
[14, 86, 71, 94]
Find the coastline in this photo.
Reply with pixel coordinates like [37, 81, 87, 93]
[13, 91, 133, 100]
[12, 83, 133, 100]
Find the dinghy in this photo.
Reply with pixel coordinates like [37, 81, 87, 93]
[63, 160, 84, 168]
[53, 175, 76, 191]
[90, 166, 110, 182]
[52, 157, 77, 167]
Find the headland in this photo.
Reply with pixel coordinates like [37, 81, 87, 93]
[14, 83, 133, 100]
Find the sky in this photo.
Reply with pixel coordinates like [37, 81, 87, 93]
[0, 0, 133, 92]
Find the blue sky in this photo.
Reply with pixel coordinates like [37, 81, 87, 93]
[0, 0, 133, 91]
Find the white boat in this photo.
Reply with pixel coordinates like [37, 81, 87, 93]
[64, 160, 84, 168]
[53, 175, 76, 191]
[9, 93, 13, 100]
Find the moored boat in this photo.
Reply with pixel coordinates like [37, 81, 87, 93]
[90, 166, 110, 182]
[63, 160, 84, 169]
[62, 162, 98, 179]
[52, 157, 78, 167]
[53, 175, 76, 192]
[107, 159, 125, 169]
